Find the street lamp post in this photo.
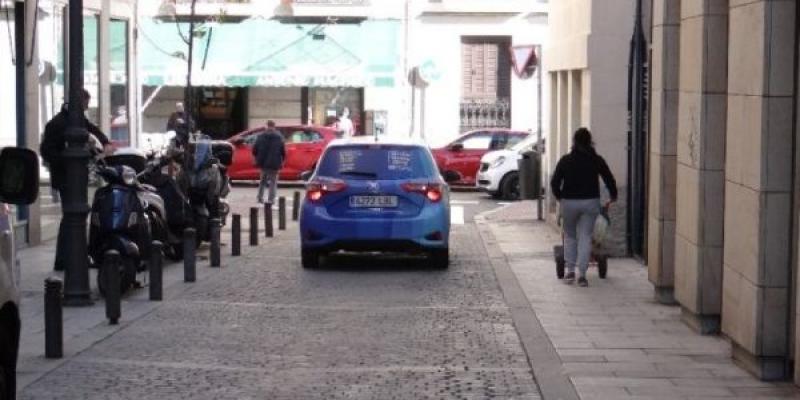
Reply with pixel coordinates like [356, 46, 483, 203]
[62, 0, 93, 306]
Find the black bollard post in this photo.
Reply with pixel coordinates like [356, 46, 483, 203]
[184, 228, 196, 282]
[44, 277, 63, 359]
[292, 191, 300, 221]
[149, 241, 163, 301]
[104, 250, 121, 325]
[264, 203, 273, 238]
[278, 197, 287, 230]
[232, 214, 241, 256]
[210, 218, 221, 267]
[249, 207, 259, 246]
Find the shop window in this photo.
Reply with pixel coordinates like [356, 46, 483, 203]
[109, 19, 130, 145]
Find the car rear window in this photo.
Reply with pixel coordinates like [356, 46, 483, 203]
[316, 145, 438, 180]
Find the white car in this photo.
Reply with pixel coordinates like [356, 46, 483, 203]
[0, 147, 40, 398]
[476, 135, 542, 200]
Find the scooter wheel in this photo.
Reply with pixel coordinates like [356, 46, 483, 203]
[97, 258, 137, 297]
[165, 243, 184, 261]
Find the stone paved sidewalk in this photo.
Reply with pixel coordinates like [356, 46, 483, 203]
[480, 201, 800, 400]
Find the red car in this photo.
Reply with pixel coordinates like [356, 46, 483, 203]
[431, 129, 529, 185]
[227, 125, 339, 181]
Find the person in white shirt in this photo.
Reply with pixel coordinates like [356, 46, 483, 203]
[337, 107, 354, 137]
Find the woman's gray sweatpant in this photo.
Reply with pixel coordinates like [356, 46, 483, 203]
[562, 198, 601, 277]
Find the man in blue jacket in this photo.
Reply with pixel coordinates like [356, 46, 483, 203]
[252, 120, 285, 205]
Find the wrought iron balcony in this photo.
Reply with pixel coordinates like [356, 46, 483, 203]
[460, 98, 511, 133]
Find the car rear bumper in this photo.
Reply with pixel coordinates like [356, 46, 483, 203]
[300, 204, 449, 251]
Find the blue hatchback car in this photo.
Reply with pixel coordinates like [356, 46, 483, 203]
[299, 138, 457, 269]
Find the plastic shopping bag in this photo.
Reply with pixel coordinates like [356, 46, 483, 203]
[592, 209, 610, 246]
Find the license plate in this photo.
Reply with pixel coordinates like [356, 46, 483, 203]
[349, 195, 398, 208]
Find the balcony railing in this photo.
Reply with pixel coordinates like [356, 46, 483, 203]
[460, 98, 511, 132]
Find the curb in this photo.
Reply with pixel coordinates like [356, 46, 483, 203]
[475, 205, 580, 400]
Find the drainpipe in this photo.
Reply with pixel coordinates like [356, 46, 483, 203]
[786, 0, 799, 379]
[14, 1, 28, 228]
[537, 44, 543, 221]
[627, 0, 647, 257]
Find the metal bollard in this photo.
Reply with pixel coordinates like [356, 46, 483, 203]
[279, 197, 287, 230]
[184, 228, 196, 282]
[149, 241, 163, 301]
[292, 191, 300, 221]
[104, 250, 121, 325]
[249, 207, 259, 246]
[264, 203, 273, 238]
[231, 214, 241, 256]
[44, 277, 63, 358]
[210, 218, 221, 267]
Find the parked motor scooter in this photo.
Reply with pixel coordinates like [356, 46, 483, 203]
[139, 151, 191, 260]
[90, 150, 164, 295]
[176, 134, 232, 243]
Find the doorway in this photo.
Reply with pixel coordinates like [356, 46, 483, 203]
[194, 87, 247, 139]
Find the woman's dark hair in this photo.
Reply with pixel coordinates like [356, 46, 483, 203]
[572, 127, 595, 153]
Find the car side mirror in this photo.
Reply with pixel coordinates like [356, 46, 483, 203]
[448, 143, 464, 152]
[442, 170, 461, 183]
[300, 170, 314, 181]
[0, 147, 39, 205]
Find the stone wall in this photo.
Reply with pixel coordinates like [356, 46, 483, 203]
[721, 0, 796, 381]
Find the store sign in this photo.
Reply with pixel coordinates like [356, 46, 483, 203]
[294, 0, 370, 5]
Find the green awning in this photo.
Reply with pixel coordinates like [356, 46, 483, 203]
[139, 18, 399, 87]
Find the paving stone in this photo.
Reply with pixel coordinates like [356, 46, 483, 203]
[486, 201, 800, 400]
[20, 212, 541, 399]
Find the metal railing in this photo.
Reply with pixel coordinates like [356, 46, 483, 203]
[459, 98, 511, 132]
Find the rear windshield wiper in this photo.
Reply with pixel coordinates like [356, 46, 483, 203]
[339, 170, 378, 178]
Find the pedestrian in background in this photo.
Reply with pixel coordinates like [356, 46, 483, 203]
[166, 101, 194, 133]
[550, 127, 617, 287]
[253, 120, 285, 205]
[337, 107, 354, 137]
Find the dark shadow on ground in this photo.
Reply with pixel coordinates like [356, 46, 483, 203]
[315, 252, 441, 273]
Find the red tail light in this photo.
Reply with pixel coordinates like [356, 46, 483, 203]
[402, 182, 443, 203]
[306, 179, 348, 202]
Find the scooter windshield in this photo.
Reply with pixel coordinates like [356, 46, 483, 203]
[191, 135, 213, 173]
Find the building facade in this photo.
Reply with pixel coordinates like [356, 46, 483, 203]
[406, 0, 548, 147]
[647, 0, 800, 383]
[139, 0, 549, 148]
[544, 0, 638, 256]
[138, 0, 405, 140]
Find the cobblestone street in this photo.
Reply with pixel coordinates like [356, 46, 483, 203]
[18, 189, 542, 399]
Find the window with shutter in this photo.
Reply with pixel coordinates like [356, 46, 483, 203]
[460, 36, 512, 132]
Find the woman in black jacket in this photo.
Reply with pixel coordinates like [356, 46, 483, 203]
[550, 128, 617, 287]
